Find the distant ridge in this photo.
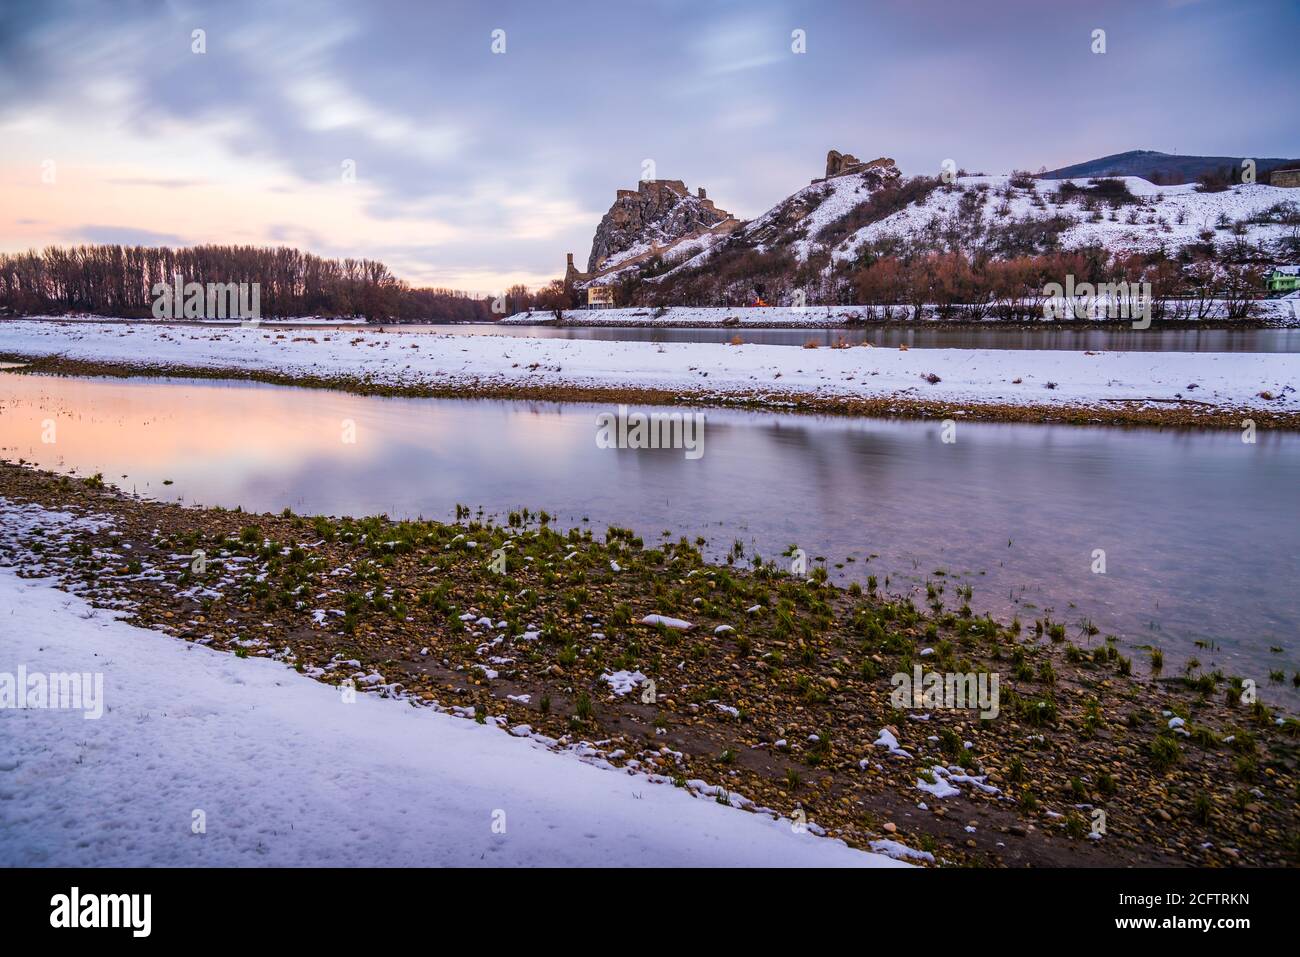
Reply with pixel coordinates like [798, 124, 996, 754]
[1039, 149, 1300, 184]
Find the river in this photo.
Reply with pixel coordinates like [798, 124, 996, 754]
[1, 369, 1295, 695]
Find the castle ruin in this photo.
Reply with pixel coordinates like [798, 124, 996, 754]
[812, 149, 897, 184]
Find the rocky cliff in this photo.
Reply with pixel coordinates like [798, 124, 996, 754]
[585, 179, 734, 274]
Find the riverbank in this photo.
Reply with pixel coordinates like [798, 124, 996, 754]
[2, 319, 1296, 428]
[501, 302, 1300, 328]
[2, 461, 1296, 866]
[0, 549, 894, 867]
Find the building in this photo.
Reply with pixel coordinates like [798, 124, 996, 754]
[586, 286, 615, 308]
[1266, 266, 1300, 293]
[1269, 168, 1300, 188]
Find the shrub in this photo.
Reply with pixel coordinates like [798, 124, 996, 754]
[1148, 734, 1181, 772]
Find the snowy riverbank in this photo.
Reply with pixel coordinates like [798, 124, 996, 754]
[0, 559, 900, 867]
[502, 300, 1300, 328]
[0, 318, 1295, 421]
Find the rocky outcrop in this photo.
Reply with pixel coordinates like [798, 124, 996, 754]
[565, 150, 904, 291]
[816, 149, 897, 183]
[584, 180, 734, 274]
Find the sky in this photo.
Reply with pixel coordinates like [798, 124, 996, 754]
[1, 0, 1296, 293]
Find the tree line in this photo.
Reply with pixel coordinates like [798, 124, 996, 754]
[0, 243, 498, 322]
[617, 246, 1265, 320]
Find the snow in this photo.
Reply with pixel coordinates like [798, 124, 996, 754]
[574, 170, 1298, 300]
[12, 313, 369, 326]
[600, 670, 647, 696]
[874, 728, 902, 750]
[502, 299, 1297, 327]
[745, 171, 885, 263]
[830, 176, 1299, 268]
[916, 765, 1001, 800]
[0, 566, 903, 867]
[873, 727, 913, 759]
[916, 773, 961, 799]
[504, 304, 891, 327]
[1, 319, 1293, 414]
[638, 614, 695, 631]
[587, 222, 736, 287]
[869, 839, 936, 863]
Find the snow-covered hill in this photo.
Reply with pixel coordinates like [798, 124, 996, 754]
[829, 176, 1298, 269]
[580, 151, 1299, 305]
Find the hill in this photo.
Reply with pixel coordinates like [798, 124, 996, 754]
[1039, 150, 1300, 185]
[560, 148, 1300, 311]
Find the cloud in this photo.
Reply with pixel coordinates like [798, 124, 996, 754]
[69, 225, 190, 247]
[0, 0, 1296, 292]
[105, 177, 209, 190]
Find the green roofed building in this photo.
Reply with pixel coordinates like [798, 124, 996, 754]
[1266, 266, 1300, 293]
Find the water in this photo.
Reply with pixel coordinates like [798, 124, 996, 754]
[1, 370, 1296, 694]
[370, 323, 1300, 352]
[12, 318, 1297, 351]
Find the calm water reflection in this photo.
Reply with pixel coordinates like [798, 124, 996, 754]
[1, 371, 1295, 694]
[381, 323, 1300, 352]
